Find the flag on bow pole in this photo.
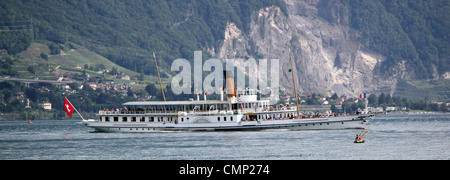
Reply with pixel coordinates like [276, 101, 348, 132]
[64, 97, 85, 120]
[64, 97, 75, 117]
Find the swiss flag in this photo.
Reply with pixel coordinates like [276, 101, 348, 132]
[64, 97, 75, 118]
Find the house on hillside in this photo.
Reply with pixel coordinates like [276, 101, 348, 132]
[88, 82, 98, 90]
[115, 75, 130, 80]
[38, 102, 52, 110]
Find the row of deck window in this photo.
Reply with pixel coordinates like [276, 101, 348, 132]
[101, 116, 235, 123]
[102, 116, 171, 123]
[101, 112, 303, 123]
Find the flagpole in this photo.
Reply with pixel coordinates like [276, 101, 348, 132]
[153, 52, 166, 102]
[289, 49, 300, 118]
[65, 97, 85, 121]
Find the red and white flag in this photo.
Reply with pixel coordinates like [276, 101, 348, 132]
[64, 97, 75, 118]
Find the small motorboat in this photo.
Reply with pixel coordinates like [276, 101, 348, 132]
[354, 130, 367, 143]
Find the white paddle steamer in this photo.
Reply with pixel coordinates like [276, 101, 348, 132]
[81, 52, 374, 132]
[82, 88, 373, 132]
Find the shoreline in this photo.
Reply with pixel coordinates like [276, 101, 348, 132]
[1, 112, 448, 121]
[384, 111, 448, 115]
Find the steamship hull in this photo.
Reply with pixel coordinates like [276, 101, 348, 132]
[83, 115, 371, 133]
[84, 69, 375, 133]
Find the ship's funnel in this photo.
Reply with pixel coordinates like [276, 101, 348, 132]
[224, 70, 236, 98]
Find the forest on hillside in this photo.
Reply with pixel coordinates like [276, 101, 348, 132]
[0, 0, 287, 76]
[344, 0, 449, 79]
[2, 0, 448, 79]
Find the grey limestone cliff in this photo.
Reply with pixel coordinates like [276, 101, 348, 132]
[216, 0, 399, 97]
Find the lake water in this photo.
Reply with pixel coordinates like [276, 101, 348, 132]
[0, 113, 448, 160]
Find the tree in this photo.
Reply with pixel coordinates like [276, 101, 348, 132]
[351, 103, 359, 112]
[27, 66, 35, 74]
[368, 94, 377, 106]
[111, 67, 118, 75]
[138, 73, 145, 81]
[378, 93, 386, 105]
[342, 103, 353, 114]
[439, 103, 448, 112]
[430, 103, 440, 112]
[331, 93, 338, 100]
[25, 87, 38, 102]
[393, 96, 402, 106]
[385, 94, 393, 105]
[145, 84, 157, 95]
[48, 43, 60, 55]
[330, 104, 338, 113]
[40, 53, 48, 60]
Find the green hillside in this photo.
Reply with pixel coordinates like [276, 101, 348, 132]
[9, 42, 162, 84]
[344, 0, 449, 79]
[0, 0, 287, 77]
[2, 0, 447, 80]
[394, 79, 450, 102]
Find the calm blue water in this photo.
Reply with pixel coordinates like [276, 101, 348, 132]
[0, 113, 448, 160]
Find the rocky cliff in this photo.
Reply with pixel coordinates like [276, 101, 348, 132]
[216, 0, 401, 97]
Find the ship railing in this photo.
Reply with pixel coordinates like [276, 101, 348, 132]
[239, 106, 297, 113]
[99, 106, 299, 115]
[99, 110, 148, 115]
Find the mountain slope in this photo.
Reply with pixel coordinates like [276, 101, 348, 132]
[8, 42, 149, 83]
[1, 0, 448, 100]
[0, 0, 287, 76]
[344, 0, 449, 79]
[215, 0, 449, 98]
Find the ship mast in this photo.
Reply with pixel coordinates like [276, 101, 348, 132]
[153, 52, 166, 102]
[289, 49, 300, 117]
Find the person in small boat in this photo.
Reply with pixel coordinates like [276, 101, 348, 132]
[355, 134, 363, 142]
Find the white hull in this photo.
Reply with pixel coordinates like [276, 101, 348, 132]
[84, 116, 370, 133]
[85, 88, 375, 133]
